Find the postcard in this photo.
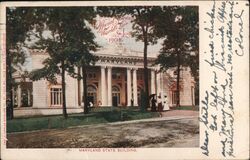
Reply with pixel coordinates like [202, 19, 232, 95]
[0, 1, 249, 160]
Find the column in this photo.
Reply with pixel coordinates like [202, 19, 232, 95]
[156, 71, 161, 99]
[133, 68, 138, 106]
[27, 89, 30, 106]
[191, 86, 195, 106]
[151, 69, 156, 95]
[79, 68, 83, 106]
[101, 66, 107, 106]
[107, 66, 112, 106]
[127, 68, 132, 106]
[17, 84, 21, 107]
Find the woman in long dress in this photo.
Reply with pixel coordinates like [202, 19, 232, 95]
[163, 94, 170, 111]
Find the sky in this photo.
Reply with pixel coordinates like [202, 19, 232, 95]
[23, 16, 164, 72]
[89, 15, 163, 55]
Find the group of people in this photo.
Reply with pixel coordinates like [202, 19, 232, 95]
[150, 94, 169, 112]
[81, 94, 170, 111]
[81, 101, 95, 108]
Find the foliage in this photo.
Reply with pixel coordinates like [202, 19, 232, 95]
[29, 7, 99, 116]
[154, 6, 199, 107]
[62, 8, 99, 114]
[155, 6, 199, 74]
[6, 7, 37, 119]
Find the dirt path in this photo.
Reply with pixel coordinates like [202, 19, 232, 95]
[7, 117, 199, 148]
[161, 110, 199, 117]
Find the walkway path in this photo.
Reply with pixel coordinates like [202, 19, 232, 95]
[110, 110, 198, 125]
[161, 110, 198, 117]
[7, 110, 199, 148]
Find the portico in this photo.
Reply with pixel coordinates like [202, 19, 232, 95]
[96, 63, 157, 107]
[69, 47, 160, 107]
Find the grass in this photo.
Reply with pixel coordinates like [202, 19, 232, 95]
[7, 107, 160, 133]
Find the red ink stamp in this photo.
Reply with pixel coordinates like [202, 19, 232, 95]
[95, 15, 133, 43]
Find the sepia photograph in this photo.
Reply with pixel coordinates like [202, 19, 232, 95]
[1, 1, 249, 160]
[5, 5, 199, 148]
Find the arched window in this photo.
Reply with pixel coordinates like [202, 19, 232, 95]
[87, 85, 97, 92]
[112, 86, 120, 92]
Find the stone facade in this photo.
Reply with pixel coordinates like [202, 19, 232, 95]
[13, 47, 196, 117]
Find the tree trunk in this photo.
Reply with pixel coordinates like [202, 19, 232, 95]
[6, 53, 14, 119]
[143, 32, 149, 109]
[176, 30, 181, 108]
[176, 53, 181, 108]
[77, 67, 81, 106]
[82, 65, 89, 114]
[61, 61, 68, 119]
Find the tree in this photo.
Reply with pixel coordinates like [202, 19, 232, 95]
[64, 8, 99, 114]
[31, 42, 72, 119]
[154, 6, 199, 107]
[97, 6, 161, 108]
[29, 8, 78, 119]
[29, 7, 99, 116]
[6, 8, 35, 119]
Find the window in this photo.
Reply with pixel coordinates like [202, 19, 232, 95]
[50, 86, 62, 107]
[13, 90, 18, 108]
[87, 73, 97, 79]
[21, 89, 32, 107]
[112, 86, 120, 106]
[112, 74, 117, 79]
[137, 73, 143, 80]
[13, 82, 33, 107]
[172, 91, 178, 105]
[112, 73, 121, 80]
[88, 73, 92, 78]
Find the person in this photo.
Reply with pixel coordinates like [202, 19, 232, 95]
[151, 95, 157, 112]
[158, 102, 163, 112]
[157, 94, 163, 117]
[89, 101, 93, 108]
[163, 94, 170, 111]
[131, 98, 134, 107]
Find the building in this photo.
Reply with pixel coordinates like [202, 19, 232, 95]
[12, 45, 196, 117]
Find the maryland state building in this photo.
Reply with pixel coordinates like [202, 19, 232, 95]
[12, 44, 196, 117]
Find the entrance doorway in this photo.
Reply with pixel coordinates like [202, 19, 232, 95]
[87, 85, 97, 106]
[112, 86, 120, 107]
[112, 96, 118, 107]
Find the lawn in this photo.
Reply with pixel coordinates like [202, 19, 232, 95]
[7, 107, 160, 133]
